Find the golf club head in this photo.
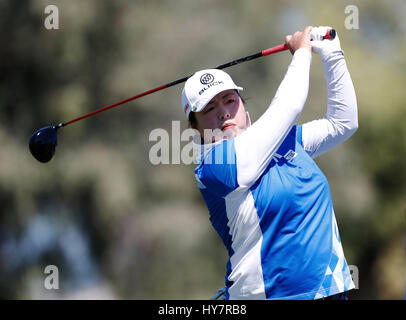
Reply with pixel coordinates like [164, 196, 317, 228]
[29, 126, 58, 163]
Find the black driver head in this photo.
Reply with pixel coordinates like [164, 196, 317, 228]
[29, 126, 58, 163]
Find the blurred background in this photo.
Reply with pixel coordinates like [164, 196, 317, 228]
[0, 0, 405, 299]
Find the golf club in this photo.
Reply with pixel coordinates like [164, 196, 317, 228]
[29, 29, 336, 163]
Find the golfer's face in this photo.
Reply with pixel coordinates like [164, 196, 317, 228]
[194, 90, 249, 143]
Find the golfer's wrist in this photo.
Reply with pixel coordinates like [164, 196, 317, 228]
[320, 49, 344, 64]
[292, 48, 312, 65]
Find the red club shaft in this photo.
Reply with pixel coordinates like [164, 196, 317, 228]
[60, 29, 335, 128]
[63, 84, 169, 126]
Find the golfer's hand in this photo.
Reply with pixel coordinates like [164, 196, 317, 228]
[311, 26, 343, 61]
[285, 26, 312, 55]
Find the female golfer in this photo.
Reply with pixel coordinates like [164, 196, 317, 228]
[181, 26, 358, 299]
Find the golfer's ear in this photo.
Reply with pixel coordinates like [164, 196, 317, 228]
[246, 111, 251, 127]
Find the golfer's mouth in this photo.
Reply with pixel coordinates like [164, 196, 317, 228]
[221, 123, 236, 131]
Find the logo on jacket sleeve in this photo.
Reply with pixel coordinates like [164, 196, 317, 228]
[272, 149, 298, 163]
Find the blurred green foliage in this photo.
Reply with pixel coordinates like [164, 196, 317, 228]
[0, 0, 405, 299]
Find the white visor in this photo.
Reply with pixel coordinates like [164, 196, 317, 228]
[181, 69, 243, 119]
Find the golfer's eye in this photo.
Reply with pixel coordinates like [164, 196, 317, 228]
[204, 106, 215, 113]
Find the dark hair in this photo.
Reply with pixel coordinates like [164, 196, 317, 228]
[188, 111, 198, 129]
[188, 90, 246, 129]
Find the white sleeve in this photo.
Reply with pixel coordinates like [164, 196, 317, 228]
[234, 48, 312, 188]
[301, 51, 358, 158]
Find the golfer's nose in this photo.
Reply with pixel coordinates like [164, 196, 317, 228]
[219, 104, 231, 120]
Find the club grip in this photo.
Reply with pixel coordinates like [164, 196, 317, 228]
[261, 44, 288, 56]
[323, 29, 336, 39]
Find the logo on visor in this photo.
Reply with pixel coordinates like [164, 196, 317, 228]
[200, 73, 214, 85]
